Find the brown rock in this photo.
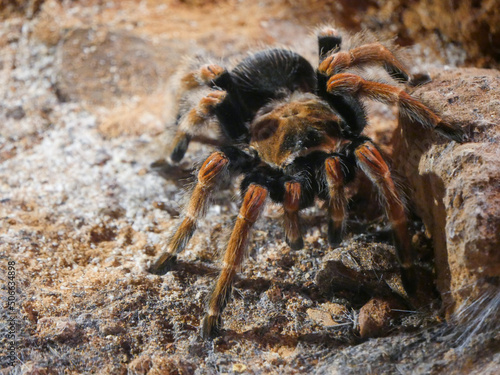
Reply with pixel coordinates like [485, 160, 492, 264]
[315, 242, 407, 299]
[55, 28, 184, 106]
[306, 302, 349, 327]
[265, 284, 283, 303]
[358, 297, 399, 339]
[0, 0, 45, 19]
[321, 302, 348, 318]
[18, 362, 58, 375]
[393, 68, 500, 316]
[232, 363, 248, 373]
[268, 0, 500, 68]
[307, 308, 337, 327]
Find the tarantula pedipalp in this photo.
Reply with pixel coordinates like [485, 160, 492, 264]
[149, 28, 466, 339]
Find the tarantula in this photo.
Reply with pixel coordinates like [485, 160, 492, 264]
[149, 27, 465, 339]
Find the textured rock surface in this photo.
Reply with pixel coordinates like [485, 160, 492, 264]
[393, 68, 500, 314]
[1, 1, 499, 374]
[4, 0, 500, 68]
[56, 28, 169, 106]
[358, 297, 402, 339]
[270, 0, 500, 68]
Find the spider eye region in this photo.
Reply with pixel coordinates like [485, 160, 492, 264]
[251, 118, 280, 142]
[250, 99, 343, 168]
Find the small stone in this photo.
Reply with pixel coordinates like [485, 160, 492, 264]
[321, 302, 348, 318]
[100, 322, 125, 336]
[306, 308, 337, 327]
[358, 297, 397, 338]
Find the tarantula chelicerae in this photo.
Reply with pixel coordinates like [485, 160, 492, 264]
[149, 27, 465, 339]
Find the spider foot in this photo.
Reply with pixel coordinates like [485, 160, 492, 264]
[201, 314, 222, 340]
[327, 220, 343, 247]
[325, 156, 346, 247]
[435, 121, 469, 143]
[408, 72, 432, 87]
[170, 132, 191, 163]
[400, 265, 417, 295]
[148, 253, 177, 275]
[317, 26, 342, 61]
[198, 90, 228, 114]
[286, 236, 304, 250]
[326, 73, 362, 94]
[199, 64, 226, 84]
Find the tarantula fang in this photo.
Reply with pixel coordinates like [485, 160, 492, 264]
[148, 27, 466, 339]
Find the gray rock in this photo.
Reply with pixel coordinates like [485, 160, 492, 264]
[393, 68, 500, 316]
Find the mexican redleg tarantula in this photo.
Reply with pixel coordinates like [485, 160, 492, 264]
[148, 27, 466, 339]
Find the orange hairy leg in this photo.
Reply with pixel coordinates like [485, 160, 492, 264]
[324, 156, 347, 246]
[179, 63, 226, 89]
[284, 181, 304, 250]
[198, 64, 226, 83]
[171, 90, 227, 162]
[319, 43, 411, 83]
[149, 152, 229, 274]
[170, 63, 227, 163]
[327, 73, 466, 142]
[201, 184, 268, 339]
[180, 90, 228, 129]
[355, 141, 415, 292]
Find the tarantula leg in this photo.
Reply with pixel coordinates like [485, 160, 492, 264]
[318, 43, 411, 83]
[284, 181, 304, 250]
[198, 64, 227, 84]
[178, 63, 227, 90]
[324, 156, 347, 246]
[170, 132, 192, 163]
[354, 141, 416, 292]
[317, 27, 342, 62]
[327, 73, 467, 142]
[149, 151, 229, 274]
[201, 184, 268, 339]
[170, 90, 228, 162]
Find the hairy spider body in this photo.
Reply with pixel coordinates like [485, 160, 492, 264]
[149, 28, 466, 339]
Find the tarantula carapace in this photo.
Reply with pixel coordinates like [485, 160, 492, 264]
[149, 27, 466, 339]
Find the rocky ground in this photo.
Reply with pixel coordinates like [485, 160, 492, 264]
[0, 1, 499, 374]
